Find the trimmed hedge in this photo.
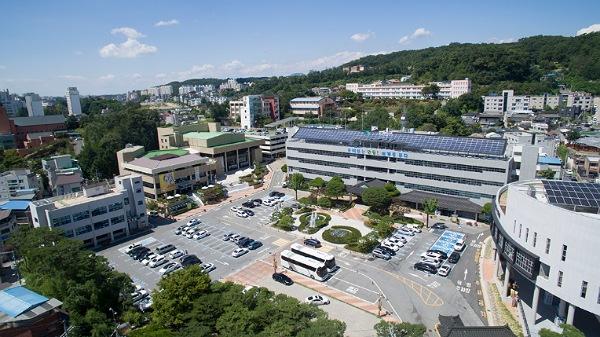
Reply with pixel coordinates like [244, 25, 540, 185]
[298, 212, 331, 234]
[322, 226, 361, 244]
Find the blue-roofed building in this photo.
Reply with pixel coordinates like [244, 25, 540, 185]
[286, 126, 513, 218]
[289, 96, 335, 117]
[0, 286, 66, 337]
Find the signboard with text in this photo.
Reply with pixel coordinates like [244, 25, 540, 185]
[347, 147, 408, 159]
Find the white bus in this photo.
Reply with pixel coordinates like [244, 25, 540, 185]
[280, 250, 328, 281]
[290, 243, 337, 272]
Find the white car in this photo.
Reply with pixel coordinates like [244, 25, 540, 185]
[384, 238, 404, 247]
[380, 241, 400, 252]
[141, 253, 157, 266]
[169, 250, 185, 259]
[193, 230, 210, 240]
[149, 255, 166, 268]
[305, 294, 330, 305]
[201, 262, 216, 273]
[438, 265, 451, 277]
[230, 206, 242, 213]
[186, 218, 199, 226]
[405, 224, 422, 233]
[185, 228, 198, 239]
[236, 210, 249, 218]
[420, 257, 442, 268]
[421, 251, 444, 260]
[454, 240, 466, 252]
[391, 233, 408, 243]
[137, 297, 153, 310]
[385, 237, 402, 245]
[131, 289, 149, 302]
[231, 248, 249, 257]
[159, 262, 180, 274]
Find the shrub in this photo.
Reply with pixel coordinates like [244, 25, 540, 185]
[346, 231, 380, 253]
[273, 214, 294, 231]
[298, 196, 316, 205]
[294, 206, 314, 215]
[322, 226, 361, 244]
[317, 197, 332, 208]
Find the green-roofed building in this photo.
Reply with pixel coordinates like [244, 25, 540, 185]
[157, 122, 264, 173]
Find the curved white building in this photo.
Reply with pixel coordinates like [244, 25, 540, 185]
[491, 179, 600, 333]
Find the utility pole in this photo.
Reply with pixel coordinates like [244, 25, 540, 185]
[377, 293, 383, 317]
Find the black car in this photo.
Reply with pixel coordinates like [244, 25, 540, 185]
[414, 262, 438, 274]
[242, 201, 255, 208]
[427, 249, 448, 260]
[127, 246, 146, 256]
[269, 191, 285, 198]
[180, 254, 202, 267]
[376, 245, 396, 256]
[303, 238, 322, 248]
[247, 240, 263, 250]
[252, 199, 262, 206]
[243, 209, 255, 216]
[132, 247, 150, 260]
[272, 272, 293, 286]
[237, 237, 252, 247]
[448, 251, 461, 264]
[432, 223, 447, 230]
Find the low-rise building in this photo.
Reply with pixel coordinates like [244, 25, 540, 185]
[0, 106, 67, 151]
[30, 174, 147, 248]
[0, 169, 41, 201]
[157, 122, 264, 174]
[0, 286, 66, 337]
[345, 78, 471, 100]
[42, 155, 83, 196]
[289, 97, 336, 117]
[244, 129, 288, 159]
[117, 145, 218, 199]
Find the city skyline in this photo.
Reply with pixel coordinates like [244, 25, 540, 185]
[1, 0, 599, 96]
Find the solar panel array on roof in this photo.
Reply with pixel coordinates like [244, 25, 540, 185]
[542, 180, 600, 210]
[292, 127, 507, 157]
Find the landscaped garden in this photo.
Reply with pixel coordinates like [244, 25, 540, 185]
[298, 212, 331, 234]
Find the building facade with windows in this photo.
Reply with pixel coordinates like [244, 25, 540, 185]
[30, 174, 147, 248]
[116, 145, 218, 199]
[0, 169, 41, 201]
[289, 97, 336, 116]
[245, 129, 288, 159]
[42, 154, 83, 196]
[491, 180, 600, 334]
[65, 87, 82, 116]
[286, 126, 511, 209]
[230, 95, 280, 129]
[345, 78, 471, 100]
[24, 94, 43, 117]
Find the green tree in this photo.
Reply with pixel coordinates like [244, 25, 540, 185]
[422, 198, 438, 228]
[421, 84, 440, 99]
[296, 318, 346, 337]
[310, 177, 327, 196]
[0, 149, 26, 171]
[384, 182, 400, 197]
[355, 232, 380, 253]
[152, 265, 211, 328]
[281, 164, 288, 173]
[362, 187, 392, 214]
[374, 321, 426, 337]
[566, 130, 581, 141]
[556, 144, 569, 166]
[538, 168, 557, 179]
[481, 202, 493, 221]
[325, 176, 346, 200]
[289, 173, 305, 200]
[539, 324, 585, 337]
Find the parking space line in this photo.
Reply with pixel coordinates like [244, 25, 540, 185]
[327, 276, 380, 296]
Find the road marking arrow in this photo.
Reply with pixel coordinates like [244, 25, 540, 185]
[464, 268, 468, 281]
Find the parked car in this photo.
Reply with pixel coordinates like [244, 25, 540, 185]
[383, 238, 404, 248]
[427, 250, 449, 260]
[169, 250, 185, 259]
[231, 206, 242, 212]
[420, 257, 442, 268]
[391, 233, 408, 243]
[448, 252, 461, 264]
[137, 297, 153, 311]
[141, 253, 158, 266]
[223, 232, 235, 241]
[247, 240, 263, 250]
[372, 248, 391, 260]
[236, 210, 249, 218]
[186, 218, 199, 226]
[232, 248, 249, 258]
[269, 191, 285, 198]
[242, 209, 254, 216]
[134, 249, 152, 261]
[380, 241, 400, 252]
[242, 201, 255, 208]
[305, 295, 330, 305]
[125, 243, 142, 254]
[229, 234, 241, 242]
[237, 237, 253, 247]
[155, 244, 176, 255]
[405, 224, 422, 233]
[174, 228, 183, 235]
[128, 246, 147, 257]
[180, 254, 201, 267]
[432, 223, 447, 230]
[303, 238, 322, 248]
[414, 262, 438, 274]
[159, 262, 179, 275]
[252, 199, 262, 206]
[438, 265, 451, 277]
[376, 245, 396, 256]
[131, 289, 149, 302]
[201, 263, 216, 273]
[421, 251, 445, 260]
[454, 239, 466, 252]
[193, 230, 210, 240]
[149, 256, 166, 268]
[395, 228, 414, 236]
[272, 272, 293, 285]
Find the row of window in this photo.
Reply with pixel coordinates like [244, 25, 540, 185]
[512, 221, 566, 260]
[288, 147, 507, 173]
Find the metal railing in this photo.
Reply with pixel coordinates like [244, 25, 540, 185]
[517, 299, 532, 337]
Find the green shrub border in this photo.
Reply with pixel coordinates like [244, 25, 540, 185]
[322, 226, 361, 244]
[298, 212, 331, 234]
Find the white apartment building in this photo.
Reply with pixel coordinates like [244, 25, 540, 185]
[484, 90, 594, 113]
[65, 87, 82, 116]
[345, 78, 471, 100]
[566, 92, 593, 111]
[25, 94, 44, 117]
[30, 174, 147, 248]
[42, 154, 83, 196]
[529, 94, 561, 110]
[230, 95, 280, 129]
[289, 97, 336, 116]
[219, 78, 243, 92]
[0, 169, 41, 200]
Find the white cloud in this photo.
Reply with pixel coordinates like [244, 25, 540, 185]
[131, 73, 143, 79]
[488, 37, 517, 44]
[111, 27, 145, 39]
[177, 64, 215, 78]
[99, 74, 115, 80]
[399, 27, 432, 45]
[221, 60, 244, 71]
[155, 19, 179, 27]
[59, 75, 86, 80]
[350, 32, 373, 42]
[155, 73, 167, 78]
[576, 24, 600, 36]
[99, 27, 157, 58]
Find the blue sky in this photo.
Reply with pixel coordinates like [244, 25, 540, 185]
[1, 0, 599, 96]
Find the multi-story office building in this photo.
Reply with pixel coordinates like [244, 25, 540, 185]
[245, 129, 288, 159]
[30, 174, 147, 248]
[117, 145, 218, 199]
[65, 87, 82, 116]
[345, 78, 471, 100]
[42, 155, 83, 196]
[230, 95, 280, 129]
[286, 126, 511, 216]
[24, 94, 43, 117]
[0, 169, 41, 200]
[491, 180, 600, 334]
[157, 122, 264, 174]
[484, 90, 594, 113]
[289, 97, 336, 116]
[0, 89, 24, 117]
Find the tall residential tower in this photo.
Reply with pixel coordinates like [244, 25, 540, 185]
[66, 87, 82, 116]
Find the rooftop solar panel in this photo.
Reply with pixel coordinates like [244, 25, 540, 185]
[292, 127, 507, 157]
[542, 180, 600, 210]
